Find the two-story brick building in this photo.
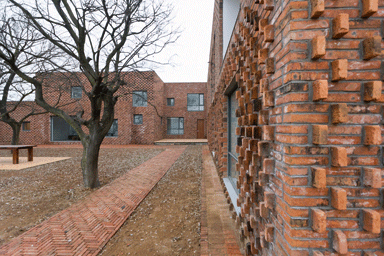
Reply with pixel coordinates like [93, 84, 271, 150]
[0, 71, 207, 145]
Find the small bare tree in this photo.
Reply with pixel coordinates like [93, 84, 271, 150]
[0, 0, 178, 188]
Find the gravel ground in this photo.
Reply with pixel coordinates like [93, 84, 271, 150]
[0, 147, 164, 245]
[99, 145, 203, 256]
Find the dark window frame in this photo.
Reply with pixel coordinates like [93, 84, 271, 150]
[167, 98, 175, 106]
[71, 86, 82, 99]
[132, 91, 148, 107]
[167, 117, 184, 135]
[133, 114, 143, 125]
[22, 121, 31, 131]
[187, 93, 204, 111]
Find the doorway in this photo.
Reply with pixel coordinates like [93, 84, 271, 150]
[197, 119, 205, 139]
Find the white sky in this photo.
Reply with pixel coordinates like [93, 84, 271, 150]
[154, 0, 215, 83]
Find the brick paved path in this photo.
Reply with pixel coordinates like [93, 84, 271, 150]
[200, 145, 243, 256]
[0, 146, 186, 256]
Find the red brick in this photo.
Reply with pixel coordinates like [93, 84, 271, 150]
[364, 81, 382, 101]
[363, 168, 382, 188]
[311, 36, 326, 59]
[363, 36, 382, 60]
[331, 147, 348, 167]
[266, 58, 275, 74]
[331, 59, 348, 81]
[264, 25, 274, 43]
[333, 230, 348, 254]
[362, 0, 378, 18]
[259, 19, 268, 35]
[364, 125, 381, 145]
[363, 209, 381, 234]
[313, 251, 324, 256]
[264, 0, 274, 10]
[310, 0, 325, 18]
[331, 103, 348, 124]
[258, 48, 269, 64]
[312, 167, 327, 188]
[331, 187, 347, 210]
[332, 13, 349, 39]
[263, 91, 274, 108]
[312, 80, 328, 101]
[265, 225, 274, 242]
[262, 126, 275, 141]
[263, 158, 275, 174]
[264, 190, 275, 209]
[312, 125, 328, 145]
[311, 209, 327, 233]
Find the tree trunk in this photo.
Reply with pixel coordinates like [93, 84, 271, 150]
[11, 123, 21, 145]
[81, 134, 102, 188]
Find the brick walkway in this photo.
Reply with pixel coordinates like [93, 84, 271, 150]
[0, 146, 186, 256]
[200, 145, 243, 256]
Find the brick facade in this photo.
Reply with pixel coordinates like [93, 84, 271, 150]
[0, 72, 207, 145]
[207, 0, 384, 255]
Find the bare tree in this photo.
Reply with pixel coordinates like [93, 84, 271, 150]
[0, 0, 178, 188]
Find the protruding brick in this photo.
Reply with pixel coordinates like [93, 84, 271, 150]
[362, 0, 378, 18]
[331, 59, 348, 81]
[262, 125, 274, 141]
[264, 25, 274, 43]
[264, 0, 274, 10]
[363, 36, 382, 60]
[313, 251, 324, 256]
[265, 225, 274, 242]
[312, 167, 327, 188]
[263, 91, 274, 108]
[260, 78, 269, 93]
[312, 36, 326, 59]
[258, 48, 269, 64]
[259, 19, 268, 34]
[266, 58, 275, 74]
[263, 158, 275, 174]
[332, 13, 349, 39]
[331, 103, 348, 124]
[258, 141, 271, 157]
[312, 125, 328, 145]
[259, 171, 269, 186]
[333, 230, 348, 254]
[363, 168, 382, 188]
[364, 125, 382, 145]
[331, 147, 348, 167]
[312, 209, 327, 233]
[363, 209, 381, 234]
[331, 187, 347, 210]
[313, 80, 328, 101]
[264, 190, 275, 209]
[260, 202, 269, 218]
[364, 81, 382, 101]
[310, 0, 324, 18]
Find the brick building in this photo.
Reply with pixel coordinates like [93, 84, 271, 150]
[207, 0, 384, 255]
[0, 71, 207, 145]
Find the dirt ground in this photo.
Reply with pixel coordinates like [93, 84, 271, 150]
[99, 145, 202, 256]
[0, 147, 164, 246]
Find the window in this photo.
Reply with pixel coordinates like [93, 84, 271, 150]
[133, 91, 147, 107]
[71, 86, 82, 99]
[133, 114, 143, 125]
[167, 117, 184, 135]
[22, 121, 31, 131]
[51, 116, 80, 141]
[187, 93, 204, 111]
[167, 98, 175, 106]
[106, 119, 118, 137]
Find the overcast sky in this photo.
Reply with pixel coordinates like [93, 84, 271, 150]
[154, 0, 215, 83]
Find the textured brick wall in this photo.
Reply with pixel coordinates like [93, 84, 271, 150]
[0, 72, 207, 145]
[163, 82, 207, 139]
[207, 0, 384, 255]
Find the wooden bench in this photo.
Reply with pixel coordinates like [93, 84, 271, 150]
[0, 145, 37, 164]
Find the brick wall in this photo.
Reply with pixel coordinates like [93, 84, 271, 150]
[207, 0, 384, 255]
[0, 72, 207, 145]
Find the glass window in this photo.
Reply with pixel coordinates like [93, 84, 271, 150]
[187, 93, 204, 111]
[106, 119, 118, 137]
[22, 121, 30, 131]
[167, 98, 175, 106]
[133, 91, 147, 107]
[228, 88, 239, 192]
[133, 114, 143, 125]
[51, 116, 80, 141]
[167, 117, 184, 135]
[71, 86, 82, 99]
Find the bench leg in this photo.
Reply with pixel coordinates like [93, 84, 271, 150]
[28, 147, 33, 162]
[13, 149, 19, 164]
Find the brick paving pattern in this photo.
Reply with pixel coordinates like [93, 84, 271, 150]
[200, 145, 242, 256]
[0, 146, 186, 256]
